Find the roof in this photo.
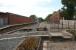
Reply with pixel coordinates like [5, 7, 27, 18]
[0, 12, 29, 18]
[6, 12, 28, 18]
[0, 12, 7, 15]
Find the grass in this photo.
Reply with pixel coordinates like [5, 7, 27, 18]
[16, 37, 41, 50]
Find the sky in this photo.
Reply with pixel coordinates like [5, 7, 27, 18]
[0, 0, 63, 19]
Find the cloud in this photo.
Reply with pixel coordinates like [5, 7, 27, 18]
[0, 0, 62, 18]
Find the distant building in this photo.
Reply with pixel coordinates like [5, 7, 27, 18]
[0, 12, 32, 26]
[49, 11, 62, 23]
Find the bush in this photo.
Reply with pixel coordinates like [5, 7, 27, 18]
[16, 37, 40, 50]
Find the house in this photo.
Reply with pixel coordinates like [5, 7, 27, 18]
[0, 12, 32, 26]
[49, 11, 62, 24]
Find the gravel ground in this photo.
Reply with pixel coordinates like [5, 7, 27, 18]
[0, 37, 25, 50]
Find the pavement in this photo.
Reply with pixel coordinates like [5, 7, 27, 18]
[0, 37, 25, 50]
[0, 30, 74, 50]
[0, 31, 49, 39]
[47, 41, 76, 50]
[0, 30, 49, 50]
[0, 22, 75, 50]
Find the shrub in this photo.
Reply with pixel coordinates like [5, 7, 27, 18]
[16, 37, 40, 50]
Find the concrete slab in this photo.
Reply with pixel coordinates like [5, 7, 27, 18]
[49, 31, 73, 39]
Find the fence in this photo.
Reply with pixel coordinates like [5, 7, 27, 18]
[49, 20, 76, 32]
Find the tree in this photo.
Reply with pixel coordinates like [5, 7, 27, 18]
[45, 14, 52, 22]
[61, 0, 76, 20]
[59, 8, 69, 20]
[29, 15, 37, 22]
[38, 17, 44, 22]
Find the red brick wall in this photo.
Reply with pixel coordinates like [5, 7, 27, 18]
[50, 12, 60, 23]
[0, 12, 33, 25]
[8, 14, 32, 25]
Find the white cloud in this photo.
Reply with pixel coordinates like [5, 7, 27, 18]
[0, 0, 61, 19]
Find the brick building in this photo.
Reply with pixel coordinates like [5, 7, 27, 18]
[50, 11, 62, 23]
[0, 12, 32, 26]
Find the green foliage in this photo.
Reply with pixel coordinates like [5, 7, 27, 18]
[45, 14, 52, 22]
[62, 0, 76, 7]
[38, 17, 44, 22]
[61, 0, 76, 20]
[29, 15, 37, 22]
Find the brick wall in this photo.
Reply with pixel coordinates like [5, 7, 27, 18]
[0, 12, 32, 25]
[50, 11, 61, 24]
